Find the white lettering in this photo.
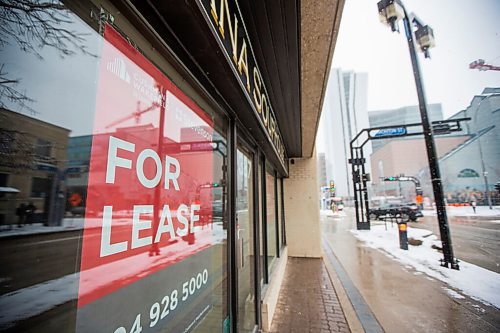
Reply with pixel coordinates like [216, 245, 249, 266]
[136, 149, 162, 188]
[165, 156, 180, 190]
[190, 204, 201, 233]
[131, 205, 153, 249]
[100, 206, 128, 257]
[176, 204, 189, 236]
[154, 205, 176, 242]
[106, 136, 135, 184]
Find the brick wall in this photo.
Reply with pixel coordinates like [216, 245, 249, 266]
[284, 150, 322, 257]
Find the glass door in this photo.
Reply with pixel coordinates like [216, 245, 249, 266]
[236, 147, 256, 332]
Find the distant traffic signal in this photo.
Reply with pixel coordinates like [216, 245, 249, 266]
[329, 181, 335, 193]
[495, 182, 500, 194]
[384, 176, 398, 181]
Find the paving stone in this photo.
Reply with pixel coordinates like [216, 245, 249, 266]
[268, 258, 350, 332]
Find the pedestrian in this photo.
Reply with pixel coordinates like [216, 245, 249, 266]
[25, 202, 36, 225]
[471, 200, 477, 214]
[15, 203, 26, 227]
[330, 200, 337, 213]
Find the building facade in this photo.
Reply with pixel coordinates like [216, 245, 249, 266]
[370, 135, 469, 200]
[422, 88, 500, 204]
[0, 1, 344, 332]
[318, 68, 369, 198]
[370, 88, 500, 204]
[0, 108, 70, 226]
[368, 103, 443, 151]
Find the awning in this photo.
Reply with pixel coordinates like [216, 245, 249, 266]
[0, 187, 21, 193]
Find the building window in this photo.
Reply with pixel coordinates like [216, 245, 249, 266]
[0, 2, 229, 332]
[276, 174, 282, 253]
[35, 139, 52, 159]
[265, 167, 276, 271]
[0, 173, 8, 187]
[30, 177, 51, 198]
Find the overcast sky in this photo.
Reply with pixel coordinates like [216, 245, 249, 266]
[332, 0, 500, 118]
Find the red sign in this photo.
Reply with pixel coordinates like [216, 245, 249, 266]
[77, 25, 215, 308]
[69, 193, 82, 207]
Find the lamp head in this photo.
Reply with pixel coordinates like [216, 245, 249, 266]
[415, 25, 435, 58]
[378, 0, 404, 32]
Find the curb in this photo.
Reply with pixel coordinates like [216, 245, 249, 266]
[322, 238, 385, 333]
[322, 248, 364, 333]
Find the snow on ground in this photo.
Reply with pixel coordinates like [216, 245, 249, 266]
[0, 274, 79, 329]
[0, 223, 226, 328]
[320, 209, 347, 218]
[0, 215, 161, 238]
[351, 224, 500, 309]
[442, 287, 465, 300]
[0, 218, 98, 238]
[422, 205, 500, 217]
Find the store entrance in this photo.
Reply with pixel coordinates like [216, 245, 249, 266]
[236, 147, 257, 332]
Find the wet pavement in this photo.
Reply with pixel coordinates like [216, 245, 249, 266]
[409, 215, 500, 273]
[322, 209, 500, 332]
[268, 257, 350, 333]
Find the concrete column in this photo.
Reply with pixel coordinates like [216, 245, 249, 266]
[284, 150, 322, 257]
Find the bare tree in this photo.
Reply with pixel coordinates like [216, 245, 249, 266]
[0, 0, 94, 112]
[0, 64, 36, 114]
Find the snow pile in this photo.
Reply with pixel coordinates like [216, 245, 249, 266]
[422, 206, 500, 217]
[320, 209, 347, 218]
[0, 224, 226, 328]
[351, 224, 500, 308]
[0, 274, 79, 329]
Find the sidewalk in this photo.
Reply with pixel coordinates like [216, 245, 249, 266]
[268, 257, 351, 333]
[321, 209, 500, 333]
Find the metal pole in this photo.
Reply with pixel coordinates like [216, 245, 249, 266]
[228, 119, 238, 332]
[360, 148, 371, 229]
[477, 124, 493, 209]
[350, 142, 361, 229]
[402, 10, 458, 269]
[357, 150, 365, 224]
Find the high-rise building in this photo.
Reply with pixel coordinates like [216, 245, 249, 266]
[317, 152, 327, 189]
[368, 103, 443, 151]
[318, 68, 369, 198]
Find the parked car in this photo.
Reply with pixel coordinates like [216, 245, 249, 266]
[369, 203, 423, 221]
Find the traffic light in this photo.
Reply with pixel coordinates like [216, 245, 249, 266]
[329, 181, 335, 193]
[495, 182, 500, 194]
[384, 176, 398, 181]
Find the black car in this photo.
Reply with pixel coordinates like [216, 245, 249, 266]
[369, 203, 423, 221]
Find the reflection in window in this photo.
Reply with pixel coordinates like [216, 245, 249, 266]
[0, 3, 101, 332]
[0, 3, 228, 333]
[266, 169, 276, 270]
[236, 149, 255, 332]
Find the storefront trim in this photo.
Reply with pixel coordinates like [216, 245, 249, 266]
[195, 0, 287, 170]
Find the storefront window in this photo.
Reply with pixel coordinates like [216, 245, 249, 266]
[0, 3, 228, 332]
[258, 157, 265, 285]
[236, 148, 255, 332]
[276, 176, 282, 252]
[265, 168, 276, 271]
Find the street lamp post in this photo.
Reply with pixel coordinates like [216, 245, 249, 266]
[472, 100, 493, 209]
[377, 0, 459, 269]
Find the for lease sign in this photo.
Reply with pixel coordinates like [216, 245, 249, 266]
[76, 25, 217, 331]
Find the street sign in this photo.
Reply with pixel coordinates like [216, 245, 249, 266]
[374, 127, 406, 137]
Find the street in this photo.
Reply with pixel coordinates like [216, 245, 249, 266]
[410, 214, 500, 273]
[322, 208, 500, 333]
[0, 230, 83, 295]
[0, 225, 227, 332]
